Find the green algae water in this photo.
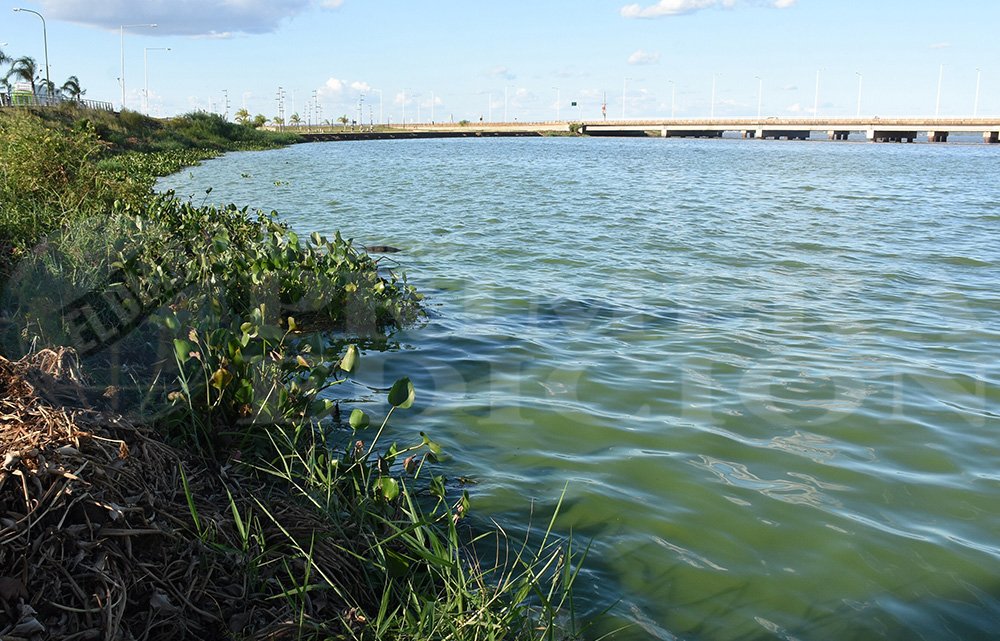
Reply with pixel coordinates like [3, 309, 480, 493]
[159, 137, 1000, 641]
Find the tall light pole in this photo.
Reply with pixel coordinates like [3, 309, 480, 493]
[121, 23, 157, 110]
[935, 63, 944, 117]
[755, 75, 762, 119]
[374, 88, 383, 124]
[622, 77, 629, 119]
[813, 69, 820, 117]
[430, 90, 435, 123]
[974, 68, 981, 117]
[12, 8, 50, 98]
[710, 74, 717, 118]
[855, 72, 863, 118]
[669, 80, 675, 118]
[143, 46, 170, 116]
[553, 86, 560, 120]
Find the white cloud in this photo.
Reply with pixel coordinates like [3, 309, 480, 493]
[318, 77, 344, 97]
[627, 49, 661, 65]
[785, 101, 818, 115]
[37, 0, 333, 36]
[350, 81, 371, 92]
[621, 0, 795, 18]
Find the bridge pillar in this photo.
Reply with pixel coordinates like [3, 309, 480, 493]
[927, 131, 949, 143]
[827, 130, 850, 141]
[759, 130, 810, 140]
[867, 129, 917, 143]
[661, 126, 667, 137]
[741, 130, 757, 139]
[984, 131, 999, 144]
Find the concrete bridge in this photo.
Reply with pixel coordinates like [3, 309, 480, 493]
[580, 118, 1000, 143]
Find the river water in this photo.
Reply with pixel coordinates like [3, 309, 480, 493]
[159, 137, 1000, 641]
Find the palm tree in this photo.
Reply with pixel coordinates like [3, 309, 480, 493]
[234, 107, 250, 125]
[289, 112, 301, 126]
[40, 79, 57, 102]
[0, 48, 10, 97]
[60, 75, 85, 101]
[5, 56, 39, 95]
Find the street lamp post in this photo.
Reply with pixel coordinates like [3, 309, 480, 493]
[121, 23, 157, 110]
[755, 75, 762, 119]
[622, 77, 629, 119]
[710, 74, 717, 118]
[374, 88, 383, 124]
[553, 86, 560, 120]
[12, 8, 50, 99]
[855, 72, 863, 118]
[143, 46, 170, 116]
[813, 69, 820, 117]
[935, 63, 944, 117]
[974, 68, 981, 117]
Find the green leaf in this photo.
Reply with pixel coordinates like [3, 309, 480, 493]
[420, 432, 442, 455]
[349, 409, 370, 430]
[339, 344, 359, 373]
[429, 475, 446, 499]
[388, 377, 415, 409]
[310, 231, 322, 246]
[163, 314, 180, 332]
[173, 338, 196, 364]
[379, 477, 399, 501]
[308, 399, 335, 417]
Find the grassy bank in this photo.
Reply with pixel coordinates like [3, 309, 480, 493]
[0, 107, 584, 639]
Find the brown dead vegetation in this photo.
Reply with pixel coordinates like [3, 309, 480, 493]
[0, 349, 363, 640]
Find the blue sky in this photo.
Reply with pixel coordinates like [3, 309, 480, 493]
[2, 0, 998, 122]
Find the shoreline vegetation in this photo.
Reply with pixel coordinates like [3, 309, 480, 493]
[0, 105, 586, 639]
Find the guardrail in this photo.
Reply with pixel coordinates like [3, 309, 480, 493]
[0, 93, 115, 112]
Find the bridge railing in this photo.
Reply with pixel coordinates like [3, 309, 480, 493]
[0, 92, 115, 112]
